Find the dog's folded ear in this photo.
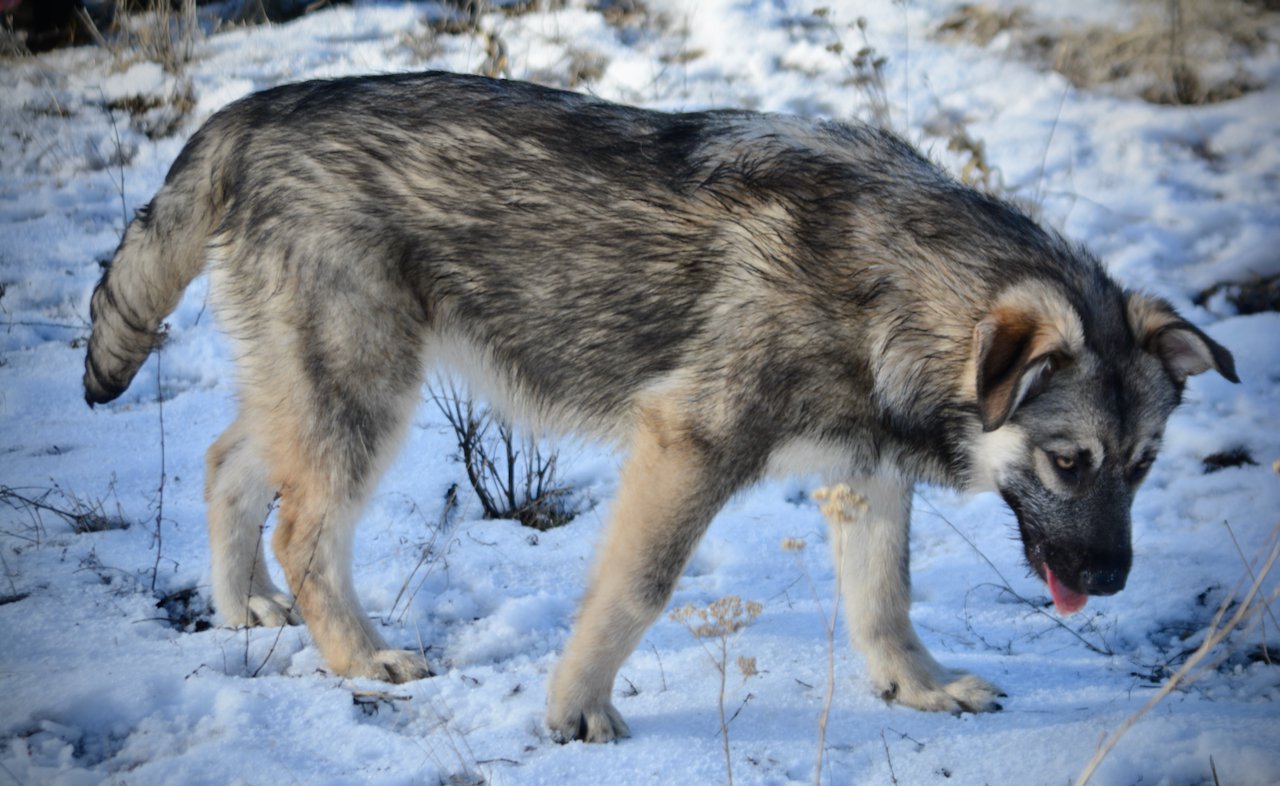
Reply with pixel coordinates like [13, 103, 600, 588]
[1125, 292, 1239, 385]
[972, 283, 1084, 432]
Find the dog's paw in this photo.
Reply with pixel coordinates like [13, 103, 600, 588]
[547, 700, 631, 744]
[247, 592, 302, 627]
[221, 592, 301, 628]
[886, 670, 1005, 714]
[349, 649, 433, 684]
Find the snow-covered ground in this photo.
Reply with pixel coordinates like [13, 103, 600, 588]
[2, 1, 1278, 783]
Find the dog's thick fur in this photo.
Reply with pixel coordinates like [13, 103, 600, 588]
[84, 71, 1238, 742]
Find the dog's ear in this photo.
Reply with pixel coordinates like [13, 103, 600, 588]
[1125, 292, 1239, 385]
[973, 283, 1083, 432]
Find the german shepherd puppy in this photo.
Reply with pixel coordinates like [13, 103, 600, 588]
[83, 72, 1237, 742]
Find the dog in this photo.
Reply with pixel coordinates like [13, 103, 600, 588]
[83, 71, 1238, 742]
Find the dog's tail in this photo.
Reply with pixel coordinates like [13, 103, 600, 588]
[83, 123, 233, 406]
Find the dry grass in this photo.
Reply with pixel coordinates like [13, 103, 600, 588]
[1075, 522, 1280, 785]
[936, 0, 1275, 105]
[812, 11, 894, 127]
[566, 48, 609, 86]
[72, 1, 202, 140]
[935, 4, 1029, 47]
[106, 80, 197, 140]
[0, 25, 31, 58]
[921, 111, 1004, 193]
[80, 0, 201, 75]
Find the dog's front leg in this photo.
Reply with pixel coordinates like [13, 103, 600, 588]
[830, 474, 1004, 713]
[547, 407, 740, 743]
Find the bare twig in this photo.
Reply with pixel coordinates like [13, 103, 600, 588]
[0, 483, 124, 535]
[388, 485, 459, 624]
[101, 93, 128, 232]
[242, 497, 277, 670]
[726, 690, 754, 726]
[650, 642, 668, 692]
[896, 0, 910, 132]
[1223, 519, 1277, 663]
[0, 755, 25, 785]
[917, 495, 1114, 656]
[1032, 83, 1070, 208]
[717, 637, 731, 785]
[880, 728, 899, 785]
[0, 550, 18, 596]
[149, 335, 167, 592]
[2, 320, 89, 331]
[884, 726, 926, 751]
[250, 529, 317, 679]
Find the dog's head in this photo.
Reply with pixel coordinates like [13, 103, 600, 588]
[967, 281, 1238, 614]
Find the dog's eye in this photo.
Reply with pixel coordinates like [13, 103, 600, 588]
[1047, 449, 1088, 484]
[1129, 455, 1155, 484]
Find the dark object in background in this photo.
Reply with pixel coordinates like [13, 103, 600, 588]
[1194, 272, 1280, 316]
[1, 1, 351, 53]
[231, 0, 349, 24]
[1202, 447, 1257, 474]
[1, 0, 111, 52]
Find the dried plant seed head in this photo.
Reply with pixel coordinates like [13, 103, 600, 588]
[671, 596, 764, 638]
[812, 484, 869, 525]
[736, 656, 758, 678]
[781, 537, 807, 552]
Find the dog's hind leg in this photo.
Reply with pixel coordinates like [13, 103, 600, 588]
[239, 288, 431, 683]
[831, 474, 1004, 713]
[263, 381, 431, 683]
[205, 416, 298, 628]
[547, 402, 748, 743]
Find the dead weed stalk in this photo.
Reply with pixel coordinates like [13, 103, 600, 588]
[670, 595, 763, 786]
[808, 484, 867, 785]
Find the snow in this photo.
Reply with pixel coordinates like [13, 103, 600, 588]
[2, 1, 1278, 784]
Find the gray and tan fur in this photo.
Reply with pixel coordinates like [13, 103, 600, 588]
[84, 71, 1238, 742]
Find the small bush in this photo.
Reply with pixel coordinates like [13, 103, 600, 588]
[0, 482, 128, 537]
[426, 376, 576, 531]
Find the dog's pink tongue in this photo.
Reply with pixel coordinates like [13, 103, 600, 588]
[1045, 566, 1088, 616]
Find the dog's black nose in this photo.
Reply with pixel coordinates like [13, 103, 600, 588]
[1080, 567, 1127, 596]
